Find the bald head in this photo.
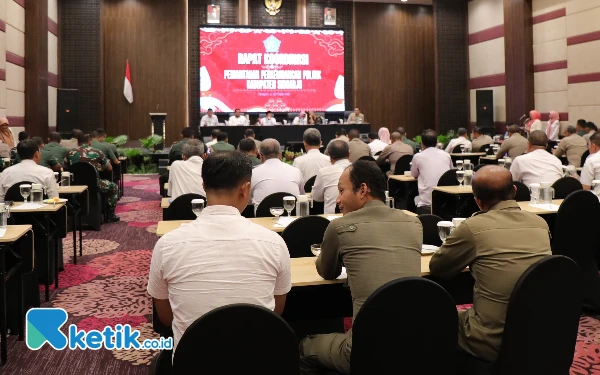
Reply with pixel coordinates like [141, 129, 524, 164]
[472, 166, 515, 210]
[391, 132, 402, 142]
[259, 138, 281, 160]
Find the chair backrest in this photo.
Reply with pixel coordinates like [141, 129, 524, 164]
[164, 193, 206, 221]
[351, 277, 457, 375]
[581, 150, 590, 168]
[552, 177, 583, 199]
[68, 161, 102, 229]
[452, 145, 462, 153]
[304, 175, 317, 193]
[172, 304, 299, 375]
[417, 214, 443, 247]
[5, 181, 35, 202]
[495, 255, 584, 375]
[552, 190, 600, 312]
[280, 216, 330, 258]
[478, 144, 490, 152]
[357, 156, 376, 162]
[393, 154, 413, 175]
[437, 169, 459, 187]
[374, 151, 382, 156]
[68, 162, 100, 193]
[513, 181, 531, 202]
[255, 192, 297, 218]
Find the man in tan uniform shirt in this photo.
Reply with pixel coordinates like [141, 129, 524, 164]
[470, 126, 494, 152]
[347, 107, 365, 124]
[299, 161, 422, 374]
[554, 126, 587, 167]
[495, 124, 528, 159]
[376, 131, 413, 174]
[429, 166, 551, 366]
[347, 129, 371, 163]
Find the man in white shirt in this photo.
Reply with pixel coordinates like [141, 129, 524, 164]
[583, 122, 597, 148]
[510, 130, 563, 187]
[411, 130, 454, 214]
[292, 111, 308, 125]
[0, 139, 59, 201]
[367, 132, 388, 155]
[251, 138, 304, 213]
[168, 139, 207, 199]
[228, 109, 248, 126]
[148, 151, 291, 369]
[205, 129, 220, 149]
[260, 111, 277, 126]
[312, 140, 351, 214]
[200, 108, 219, 128]
[580, 133, 600, 190]
[445, 128, 472, 153]
[293, 128, 331, 182]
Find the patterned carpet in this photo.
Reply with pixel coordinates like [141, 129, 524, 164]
[1, 174, 599, 374]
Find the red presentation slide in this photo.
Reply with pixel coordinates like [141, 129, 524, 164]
[199, 27, 345, 113]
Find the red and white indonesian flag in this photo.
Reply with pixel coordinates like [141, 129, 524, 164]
[124, 60, 133, 104]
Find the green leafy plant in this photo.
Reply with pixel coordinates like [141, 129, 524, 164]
[139, 135, 163, 152]
[110, 135, 128, 147]
[413, 135, 422, 144]
[127, 163, 158, 174]
[413, 131, 456, 148]
[283, 149, 302, 165]
[121, 148, 143, 158]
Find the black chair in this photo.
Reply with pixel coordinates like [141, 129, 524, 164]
[393, 154, 413, 175]
[552, 177, 582, 199]
[494, 255, 584, 375]
[374, 151, 382, 157]
[417, 214, 443, 247]
[452, 145, 463, 154]
[172, 304, 299, 375]
[351, 278, 457, 375]
[437, 169, 459, 186]
[255, 192, 296, 218]
[280, 216, 330, 258]
[241, 204, 254, 219]
[68, 162, 104, 230]
[581, 150, 590, 168]
[551, 190, 600, 312]
[478, 144, 491, 153]
[163, 193, 206, 221]
[4, 181, 35, 202]
[304, 175, 317, 193]
[513, 181, 530, 202]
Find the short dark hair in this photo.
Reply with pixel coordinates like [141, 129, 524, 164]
[17, 139, 39, 160]
[566, 126, 576, 134]
[207, 108, 213, 112]
[266, 111, 272, 115]
[590, 133, 600, 147]
[586, 122, 598, 131]
[368, 132, 378, 140]
[348, 129, 360, 139]
[507, 125, 520, 134]
[238, 138, 257, 153]
[31, 136, 44, 147]
[472, 166, 515, 207]
[96, 128, 107, 137]
[71, 129, 83, 140]
[216, 132, 228, 142]
[90, 130, 99, 139]
[421, 129, 437, 148]
[303, 128, 321, 146]
[328, 140, 349, 160]
[18, 131, 28, 142]
[348, 160, 386, 202]
[472, 126, 481, 134]
[78, 134, 90, 145]
[244, 129, 255, 137]
[181, 127, 195, 139]
[397, 127, 406, 135]
[49, 132, 62, 143]
[529, 130, 548, 147]
[211, 129, 220, 138]
[336, 128, 347, 137]
[457, 128, 468, 136]
[202, 151, 252, 191]
[577, 119, 587, 127]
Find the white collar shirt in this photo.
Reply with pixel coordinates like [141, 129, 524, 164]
[228, 116, 248, 126]
[261, 117, 277, 126]
[579, 151, 600, 187]
[368, 139, 388, 155]
[200, 115, 219, 127]
[292, 149, 331, 182]
[292, 117, 307, 125]
[147, 205, 291, 353]
[206, 139, 218, 148]
[311, 159, 350, 214]
[0, 160, 59, 201]
[410, 148, 453, 207]
[445, 137, 472, 153]
[510, 149, 563, 187]
[251, 158, 304, 212]
[168, 156, 206, 199]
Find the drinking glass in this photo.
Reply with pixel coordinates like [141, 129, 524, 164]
[498, 159, 506, 168]
[460, 144, 466, 154]
[456, 171, 465, 185]
[485, 147, 490, 155]
[310, 244, 322, 257]
[456, 160, 464, 171]
[191, 199, 205, 217]
[437, 221, 454, 243]
[529, 183, 541, 204]
[283, 197, 296, 217]
[464, 170, 473, 186]
[464, 160, 473, 172]
[20, 184, 31, 202]
[270, 207, 284, 222]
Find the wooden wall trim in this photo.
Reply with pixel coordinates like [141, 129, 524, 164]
[25, 0, 49, 138]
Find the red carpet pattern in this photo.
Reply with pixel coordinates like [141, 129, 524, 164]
[1, 174, 599, 373]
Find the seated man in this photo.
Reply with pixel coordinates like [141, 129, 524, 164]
[367, 132, 388, 156]
[324, 128, 349, 156]
[445, 127, 472, 153]
[200, 108, 219, 127]
[411, 129, 453, 214]
[60, 129, 82, 150]
[0, 139, 59, 201]
[347, 107, 365, 124]
[470, 126, 493, 152]
[91, 130, 119, 166]
[583, 122, 597, 148]
[292, 111, 308, 125]
[96, 128, 120, 157]
[210, 131, 235, 153]
[579, 133, 600, 190]
[244, 128, 261, 151]
[238, 138, 261, 167]
[300, 161, 422, 374]
[32, 137, 61, 172]
[576, 119, 587, 137]
[205, 129, 220, 149]
[510, 130, 563, 187]
[148, 151, 291, 371]
[376, 131, 413, 175]
[260, 111, 277, 126]
[228, 109, 248, 126]
[496, 124, 528, 159]
[169, 127, 195, 165]
[312, 140, 351, 214]
[168, 139, 207, 199]
[554, 126, 587, 167]
[397, 127, 418, 152]
[251, 138, 304, 212]
[430, 165, 551, 368]
[293, 128, 330, 182]
[45, 132, 70, 166]
[64, 134, 120, 222]
[347, 129, 371, 163]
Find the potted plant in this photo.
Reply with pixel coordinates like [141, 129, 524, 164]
[139, 135, 163, 153]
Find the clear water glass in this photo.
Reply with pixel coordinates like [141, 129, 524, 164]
[32, 189, 44, 202]
[191, 199, 205, 217]
[311, 244, 322, 257]
[530, 183, 541, 204]
[283, 197, 296, 217]
[456, 171, 465, 185]
[464, 171, 473, 186]
[460, 144, 466, 153]
[456, 160, 464, 171]
[437, 221, 454, 243]
[20, 184, 31, 202]
[270, 207, 284, 222]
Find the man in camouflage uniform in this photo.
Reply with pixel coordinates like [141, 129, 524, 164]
[64, 133, 120, 223]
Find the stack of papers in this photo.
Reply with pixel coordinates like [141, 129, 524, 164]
[273, 216, 297, 228]
[11, 203, 46, 211]
[528, 203, 560, 211]
[337, 267, 347, 280]
[422, 245, 440, 255]
[0, 228, 6, 238]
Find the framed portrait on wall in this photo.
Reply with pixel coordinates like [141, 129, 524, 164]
[324, 7, 336, 26]
[207, 4, 221, 24]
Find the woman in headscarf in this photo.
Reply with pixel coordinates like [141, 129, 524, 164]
[546, 111, 560, 142]
[378, 127, 391, 145]
[0, 118, 15, 149]
[526, 110, 543, 134]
